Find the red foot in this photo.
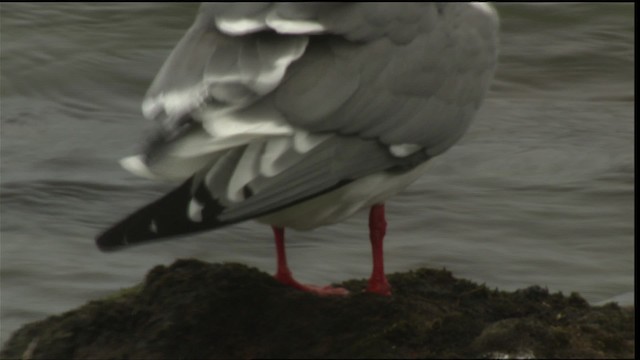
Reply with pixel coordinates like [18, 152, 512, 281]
[366, 275, 392, 296]
[272, 226, 349, 296]
[275, 271, 349, 296]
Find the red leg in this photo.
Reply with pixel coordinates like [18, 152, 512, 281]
[272, 226, 348, 296]
[366, 203, 392, 296]
[273, 226, 295, 282]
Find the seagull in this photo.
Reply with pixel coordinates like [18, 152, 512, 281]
[97, 3, 499, 296]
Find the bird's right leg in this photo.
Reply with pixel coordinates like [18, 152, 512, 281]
[272, 226, 348, 296]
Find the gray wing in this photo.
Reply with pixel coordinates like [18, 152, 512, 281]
[97, 2, 499, 250]
[274, 2, 499, 156]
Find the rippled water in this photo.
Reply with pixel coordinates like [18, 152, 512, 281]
[0, 3, 634, 343]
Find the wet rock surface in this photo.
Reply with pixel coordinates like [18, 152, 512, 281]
[1, 259, 634, 359]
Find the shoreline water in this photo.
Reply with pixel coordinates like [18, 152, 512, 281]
[0, 2, 634, 345]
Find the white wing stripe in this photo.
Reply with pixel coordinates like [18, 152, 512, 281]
[260, 137, 292, 177]
[142, 38, 308, 128]
[265, 14, 326, 34]
[215, 18, 268, 35]
[227, 141, 264, 202]
[214, 10, 326, 36]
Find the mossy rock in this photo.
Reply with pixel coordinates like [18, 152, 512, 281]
[1, 259, 634, 359]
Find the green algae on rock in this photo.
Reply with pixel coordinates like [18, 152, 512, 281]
[1, 259, 634, 359]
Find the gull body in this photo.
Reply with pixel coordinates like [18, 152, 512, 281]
[98, 2, 499, 295]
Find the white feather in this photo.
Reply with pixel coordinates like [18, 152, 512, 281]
[215, 17, 268, 35]
[389, 144, 422, 157]
[150, 220, 158, 233]
[120, 155, 160, 180]
[470, 2, 498, 18]
[142, 86, 208, 120]
[251, 40, 309, 94]
[201, 106, 292, 138]
[259, 136, 292, 177]
[226, 141, 263, 202]
[293, 130, 331, 153]
[188, 198, 204, 222]
[214, 11, 325, 36]
[265, 13, 326, 34]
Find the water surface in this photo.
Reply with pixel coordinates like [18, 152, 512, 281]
[0, 3, 634, 343]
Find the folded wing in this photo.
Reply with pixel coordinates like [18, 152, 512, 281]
[97, 3, 498, 251]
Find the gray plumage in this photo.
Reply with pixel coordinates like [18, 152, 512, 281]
[98, 2, 499, 250]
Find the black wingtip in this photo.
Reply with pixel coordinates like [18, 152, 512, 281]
[95, 176, 228, 252]
[96, 229, 125, 252]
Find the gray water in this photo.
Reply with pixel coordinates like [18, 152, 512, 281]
[0, 3, 634, 344]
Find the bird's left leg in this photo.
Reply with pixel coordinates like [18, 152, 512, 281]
[272, 226, 348, 296]
[366, 203, 392, 296]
